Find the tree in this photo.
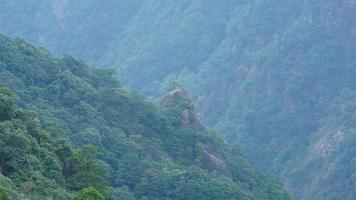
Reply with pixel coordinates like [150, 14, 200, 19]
[0, 87, 13, 121]
[112, 186, 135, 200]
[74, 187, 105, 200]
[68, 144, 109, 197]
[166, 80, 181, 92]
[0, 187, 9, 200]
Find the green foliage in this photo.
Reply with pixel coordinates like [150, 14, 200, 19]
[11, 1, 349, 199]
[74, 187, 105, 200]
[112, 186, 135, 200]
[0, 85, 109, 199]
[0, 88, 13, 121]
[68, 145, 109, 197]
[0, 1, 355, 199]
[0, 88, 70, 198]
[0, 187, 9, 200]
[0, 34, 290, 199]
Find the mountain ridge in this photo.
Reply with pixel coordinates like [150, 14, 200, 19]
[0, 34, 290, 199]
[0, 1, 355, 199]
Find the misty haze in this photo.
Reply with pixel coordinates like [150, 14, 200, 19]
[0, 1, 355, 200]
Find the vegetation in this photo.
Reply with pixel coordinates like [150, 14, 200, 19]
[0, 34, 290, 199]
[1, 1, 354, 199]
[74, 187, 105, 200]
[0, 87, 108, 199]
[0, 187, 10, 200]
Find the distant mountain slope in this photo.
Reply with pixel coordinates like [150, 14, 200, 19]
[0, 1, 355, 199]
[193, 1, 356, 199]
[0, 34, 290, 199]
[0, 0, 141, 64]
[0, 0, 243, 97]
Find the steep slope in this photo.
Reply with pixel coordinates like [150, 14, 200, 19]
[0, 0, 243, 97]
[0, 0, 140, 64]
[0, 89, 71, 199]
[194, 1, 356, 199]
[0, 88, 109, 199]
[0, 34, 290, 199]
[0, 1, 355, 199]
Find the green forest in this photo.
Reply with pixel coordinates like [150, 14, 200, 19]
[0, 1, 355, 200]
[0, 34, 290, 199]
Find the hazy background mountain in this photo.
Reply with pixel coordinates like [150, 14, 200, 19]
[0, 1, 355, 199]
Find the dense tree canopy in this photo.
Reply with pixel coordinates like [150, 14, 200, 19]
[74, 187, 105, 200]
[0, 86, 109, 199]
[0, 34, 290, 199]
[0, 1, 350, 199]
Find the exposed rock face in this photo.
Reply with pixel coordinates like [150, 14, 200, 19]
[202, 143, 232, 178]
[160, 88, 203, 130]
[313, 130, 344, 157]
[160, 88, 189, 108]
[161, 89, 232, 177]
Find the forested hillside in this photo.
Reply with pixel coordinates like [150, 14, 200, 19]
[0, 34, 290, 199]
[0, 1, 355, 199]
[0, 87, 108, 199]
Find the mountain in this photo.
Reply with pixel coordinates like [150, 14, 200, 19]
[0, 34, 290, 199]
[0, 88, 109, 199]
[0, 1, 355, 199]
[0, 88, 71, 199]
[0, 0, 241, 97]
[193, 1, 356, 200]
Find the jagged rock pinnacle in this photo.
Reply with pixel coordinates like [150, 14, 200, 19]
[160, 88, 203, 129]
